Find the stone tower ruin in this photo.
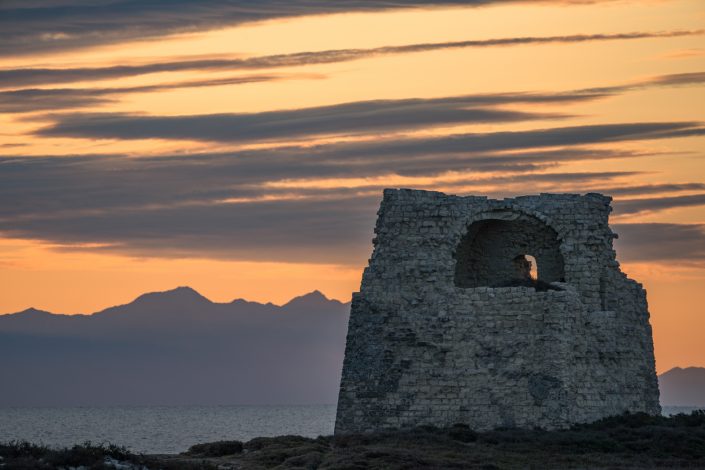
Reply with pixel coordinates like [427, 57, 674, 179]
[335, 189, 660, 433]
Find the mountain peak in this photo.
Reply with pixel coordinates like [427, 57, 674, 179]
[305, 290, 328, 300]
[14, 307, 54, 317]
[283, 290, 339, 308]
[171, 286, 202, 295]
[132, 286, 212, 305]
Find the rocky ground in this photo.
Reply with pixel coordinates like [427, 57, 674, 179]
[2, 412, 705, 469]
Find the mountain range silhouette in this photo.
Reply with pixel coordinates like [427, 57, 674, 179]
[0, 287, 349, 406]
[0, 288, 701, 407]
[658, 366, 705, 407]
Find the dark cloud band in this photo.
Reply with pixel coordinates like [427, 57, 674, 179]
[614, 194, 705, 216]
[2, 30, 701, 88]
[3, 119, 705, 264]
[4, 192, 705, 266]
[0, 74, 319, 113]
[36, 96, 569, 142]
[614, 223, 705, 264]
[0, 0, 625, 57]
[34, 84, 705, 144]
[4, 69, 704, 116]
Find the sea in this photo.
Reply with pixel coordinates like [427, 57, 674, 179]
[0, 405, 337, 454]
[0, 405, 700, 454]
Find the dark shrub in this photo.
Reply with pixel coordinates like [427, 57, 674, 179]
[448, 423, 478, 443]
[281, 450, 324, 468]
[244, 435, 317, 451]
[332, 432, 375, 448]
[186, 440, 243, 456]
[48, 442, 132, 467]
[0, 441, 135, 469]
[575, 412, 665, 430]
[0, 441, 46, 459]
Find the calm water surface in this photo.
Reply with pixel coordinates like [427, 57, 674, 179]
[0, 405, 336, 454]
[0, 405, 699, 454]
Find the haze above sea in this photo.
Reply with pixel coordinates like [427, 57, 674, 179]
[0, 405, 701, 454]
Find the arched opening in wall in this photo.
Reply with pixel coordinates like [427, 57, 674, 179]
[454, 215, 564, 290]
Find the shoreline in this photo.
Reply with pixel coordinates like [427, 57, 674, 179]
[3, 411, 705, 469]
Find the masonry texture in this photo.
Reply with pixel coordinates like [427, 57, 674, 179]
[335, 189, 660, 434]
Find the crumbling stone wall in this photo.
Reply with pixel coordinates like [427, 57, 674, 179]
[335, 189, 660, 434]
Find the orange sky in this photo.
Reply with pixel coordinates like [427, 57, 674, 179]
[1, 0, 704, 373]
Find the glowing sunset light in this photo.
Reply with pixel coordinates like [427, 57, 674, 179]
[0, 0, 704, 374]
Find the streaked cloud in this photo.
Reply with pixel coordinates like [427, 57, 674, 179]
[2, 30, 701, 88]
[0, 74, 321, 113]
[3, 121, 701, 219]
[646, 71, 705, 87]
[4, 114, 705, 264]
[591, 183, 705, 197]
[4, 182, 705, 265]
[3, 68, 703, 118]
[614, 223, 705, 263]
[33, 82, 705, 143]
[1, 194, 381, 264]
[318, 122, 704, 158]
[0, 0, 626, 57]
[0, 146, 642, 222]
[614, 194, 705, 215]
[36, 96, 570, 142]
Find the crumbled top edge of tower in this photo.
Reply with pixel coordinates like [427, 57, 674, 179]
[383, 187, 612, 204]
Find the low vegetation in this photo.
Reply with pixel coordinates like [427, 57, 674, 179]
[2, 411, 704, 469]
[186, 440, 243, 457]
[0, 441, 216, 469]
[0, 441, 135, 470]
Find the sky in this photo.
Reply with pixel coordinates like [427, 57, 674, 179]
[0, 0, 704, 373]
